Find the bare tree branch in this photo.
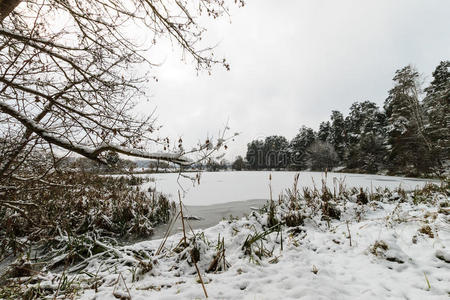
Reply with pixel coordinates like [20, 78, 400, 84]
[0, 101, 191, 165]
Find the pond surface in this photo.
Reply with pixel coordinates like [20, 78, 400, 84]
[142, 171, 435, 206]
[139, 171, 436, 239]
[151, 199, 266, 240]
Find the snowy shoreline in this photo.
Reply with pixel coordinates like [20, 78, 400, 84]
[80, 190, 450, 300]
[2, 173, 448, 299]
[71, 178, 450, 299]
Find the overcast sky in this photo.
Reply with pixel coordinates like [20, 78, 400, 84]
[138, 0, 450, 161]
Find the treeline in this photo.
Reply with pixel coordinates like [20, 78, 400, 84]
[235, 61, 449, 177]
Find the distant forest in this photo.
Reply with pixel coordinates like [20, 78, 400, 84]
[231, 61, 449, 177]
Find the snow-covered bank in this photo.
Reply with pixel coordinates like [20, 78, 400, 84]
[144, 171, 437, 206]
[2, 175, 448, 300]
[74, 182, 450, 299]
[78, 187, 449, 299]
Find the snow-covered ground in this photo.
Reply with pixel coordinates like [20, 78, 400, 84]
[68, 172, 448, 300]
[6, 172, 447, 299]
[77, 186, 449, 300]
[144, 171, 437, 205]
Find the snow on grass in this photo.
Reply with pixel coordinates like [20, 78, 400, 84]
[2, 174, 447, 299]
[70, 182, 449, 300]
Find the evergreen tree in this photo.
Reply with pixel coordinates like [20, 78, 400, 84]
[384, 65, 431, 175]
[358, 134, 385, 173]
[329, 111, 346, 162]
[345, 101, 386, 172]
[345, 101, 385, 144]
[263, 136, 290, 169]
[289, 126, 316, 170]
[317, 121, 331, 142]
[423, 60, 450, 174]
[246, 140, 265, 170]
[239, 63, 447, 177]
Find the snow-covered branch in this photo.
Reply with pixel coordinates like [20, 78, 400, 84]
[0, 101, 191, 165]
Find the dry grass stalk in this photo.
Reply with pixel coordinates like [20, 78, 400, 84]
[346, 221, 352, 247]
[193, 260, 208, 298]
[179, 190, 187, 245]
[156, 211, 181, 256]
[113, 273, 131, 300]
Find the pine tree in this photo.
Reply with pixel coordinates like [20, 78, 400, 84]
[246, 140, 265, 170]
[289, 126, 316, 170]
[263, 136, 290, 169]
[345, 101, 386, 172]
[423, 60, 450, 174]
[384, 65, 431, 175]
[329, 111, 346, 163]
[358, 134, 385, 173]
[318, 121, 331, 142]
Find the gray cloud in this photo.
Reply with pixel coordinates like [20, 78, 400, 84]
[139, 0, 450, 161]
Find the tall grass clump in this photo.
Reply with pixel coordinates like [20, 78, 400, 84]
[0, 172, 175, 270]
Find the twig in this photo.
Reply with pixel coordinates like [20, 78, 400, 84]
[424, 272, 431, 290]
[53, 263, 69, 300]
[269, 174, 272, 202]
[181, 203, 198, 237]
[222, 237, 226, 271]
[179, 190, 187, 245]
[346, 221, 352, 247]
[280, 226, 283, 251]
[193, 260, 208, 298]
[113, 273, 131, 300]
[156, 211, 181, 255]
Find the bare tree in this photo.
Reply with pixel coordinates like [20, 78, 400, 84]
[0, 0, 242, 189]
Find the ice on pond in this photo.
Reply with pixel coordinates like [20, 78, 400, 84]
[142, 171, 436, 206]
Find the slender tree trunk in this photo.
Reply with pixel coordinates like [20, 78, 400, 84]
[0, 0, 22, 23]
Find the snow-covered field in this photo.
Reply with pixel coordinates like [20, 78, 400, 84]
[73, 172, 449, 300]
[145, 171, 436, 205]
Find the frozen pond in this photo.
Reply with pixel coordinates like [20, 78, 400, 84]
[140, 171, 437, 237]
[143, 171, 436, 206]
[151, 199, 266, 239]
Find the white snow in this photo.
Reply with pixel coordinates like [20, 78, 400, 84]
[13, 171, 447, 299]
[76, 191, 450, 300]
[144, 171, 436, 206]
